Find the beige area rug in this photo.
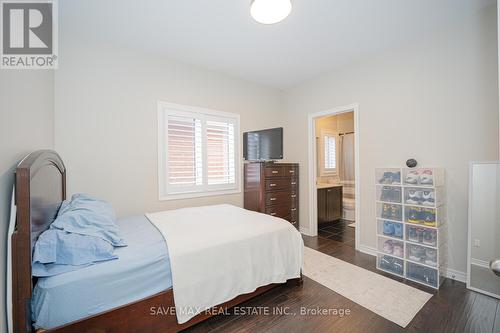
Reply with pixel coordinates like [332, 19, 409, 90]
[302, 247, 432, 328]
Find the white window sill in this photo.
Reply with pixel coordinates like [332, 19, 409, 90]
[159, 188, 241, 201]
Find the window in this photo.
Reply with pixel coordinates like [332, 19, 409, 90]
[324, 135, 337, 170]
[319, 130, 338, 176]
[158, 102, 240, 200]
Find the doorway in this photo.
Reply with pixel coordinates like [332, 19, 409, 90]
[307, 104, 360, 250]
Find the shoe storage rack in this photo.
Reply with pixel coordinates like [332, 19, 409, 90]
[375, 168, 447, 289]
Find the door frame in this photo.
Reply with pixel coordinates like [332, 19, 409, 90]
[467, 161, 500, 299]
[307, 103, 361, 250]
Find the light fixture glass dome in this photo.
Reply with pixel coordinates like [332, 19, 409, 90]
[250, 0, 292, 25]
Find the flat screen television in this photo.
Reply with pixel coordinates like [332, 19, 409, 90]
[243, 127, 283, 161]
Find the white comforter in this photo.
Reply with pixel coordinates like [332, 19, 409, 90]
[146, 204, 303, 324]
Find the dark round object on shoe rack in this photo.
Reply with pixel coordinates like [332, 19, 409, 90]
[406, 159, 418, 168]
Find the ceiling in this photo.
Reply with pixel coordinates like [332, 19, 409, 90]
[60, 0, 494, 89]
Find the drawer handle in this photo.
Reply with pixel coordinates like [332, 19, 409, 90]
[272, 170, 279, 174]
[289, 170, 295, 174]
[270, 212, 277, 216]
[291, 195, 297, 198]
[270, 183, 276, 187]
[291, 182, 297, 185]
[291, 208, 297, 211]
[270, 197, 277, 201]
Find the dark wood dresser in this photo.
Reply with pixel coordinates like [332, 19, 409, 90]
[244, 162, 299, 228]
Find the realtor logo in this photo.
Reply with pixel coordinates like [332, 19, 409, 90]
[1, 0, 58, 69]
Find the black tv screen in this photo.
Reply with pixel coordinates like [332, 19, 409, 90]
[243, 127, 283, 161]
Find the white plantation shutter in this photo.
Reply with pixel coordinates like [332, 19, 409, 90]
[206, 120, 236, 185]
[167, 115, 202, 186]
[324, 135, 336, 170]
[158, 103, 240, 199]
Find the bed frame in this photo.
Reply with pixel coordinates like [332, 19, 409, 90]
[12, 150, 302, 333]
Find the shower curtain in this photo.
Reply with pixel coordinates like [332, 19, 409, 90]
[339, 133, 356, 221]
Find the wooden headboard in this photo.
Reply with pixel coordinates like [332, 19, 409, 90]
[12, 150, 66, 333]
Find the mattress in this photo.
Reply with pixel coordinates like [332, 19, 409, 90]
[31, 215, 173, 329]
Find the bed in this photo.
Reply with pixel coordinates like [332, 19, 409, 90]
[11, 150, 303, 333]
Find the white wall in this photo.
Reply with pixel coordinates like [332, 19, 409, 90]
[283, 5, 499, 274]
[54, 42, 283, 218]
[0, 71, 54, 332]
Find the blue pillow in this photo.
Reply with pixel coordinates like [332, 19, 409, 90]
[51, 193, 126, 247]
[32, 229, 117, 277]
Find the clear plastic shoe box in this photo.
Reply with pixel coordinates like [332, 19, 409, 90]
[375, 167, 446, 289]
[377, 253, 404, 277]
[402, 168, 445, 187]
[403, 187, 445, 208]
[377, 219, 404, 240]
[376, 202, 403, 222]
[404, 205, 445, 228]
[406, 262, 439, 288]
[376, 185, 402, 203]
[377, 236, 404, 258]
[376, 168, 402, 185]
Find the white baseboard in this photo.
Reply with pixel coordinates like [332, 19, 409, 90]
[471, 258, 490, 269]
[444, 268, 466, 283]
[299, 227, 313, 236]
[357, 245, 377, 256]
[355, 244, 467, 283]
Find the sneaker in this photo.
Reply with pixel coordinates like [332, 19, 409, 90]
[381, 204, 392, 219]
[407, 207, 422, 224]
[390, 172, 401, 184]
[422, 208, 436, 226]
[380, 186, 394, 202]
[408, 227, 419, 242]
[405, 170, 419, 184]
[383, 221, 395, 236]
[393, 223, 403, 238]
[420, 169, 434, 185]
[422, 190, 435, 206]
[380, 255, 403, 275]
[407, 189, 423, 205]
[408, 244, 426, 262]
[409, 263, 437, 285]
[383, 240, 394, 254]
[391, 205, 402, 221]
[423, 229, 437, 246]
[379, 172, 393, 184]
[416, 228, 425, 243]
[391, 187, 402, 202]
[425, 248, 437, 266]
[393, 243, 404, 257]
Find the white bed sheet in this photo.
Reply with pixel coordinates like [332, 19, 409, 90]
[146, 204, 303, 324]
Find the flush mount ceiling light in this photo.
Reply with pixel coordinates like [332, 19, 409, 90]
[250, 0, 292, 25]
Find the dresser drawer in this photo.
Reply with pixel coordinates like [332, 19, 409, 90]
[266, 205, 291, 219]
[264, 166, 284, 177]
[265, 191, 292, 206]
[284, 165, 298, 177]
[265, 179, 291, 191]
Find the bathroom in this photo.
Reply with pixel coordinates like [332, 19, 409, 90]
[315, 111, 356, 246]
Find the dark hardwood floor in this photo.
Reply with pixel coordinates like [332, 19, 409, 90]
[185, 222, 500, 333]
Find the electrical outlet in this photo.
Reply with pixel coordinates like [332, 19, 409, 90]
[474, 239, 480, 247]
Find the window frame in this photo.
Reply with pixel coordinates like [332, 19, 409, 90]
[158, 101, 241, 201]
[319, 129, 339, 177]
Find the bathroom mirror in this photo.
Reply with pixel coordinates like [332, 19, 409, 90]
[467, 162, 500, 298]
